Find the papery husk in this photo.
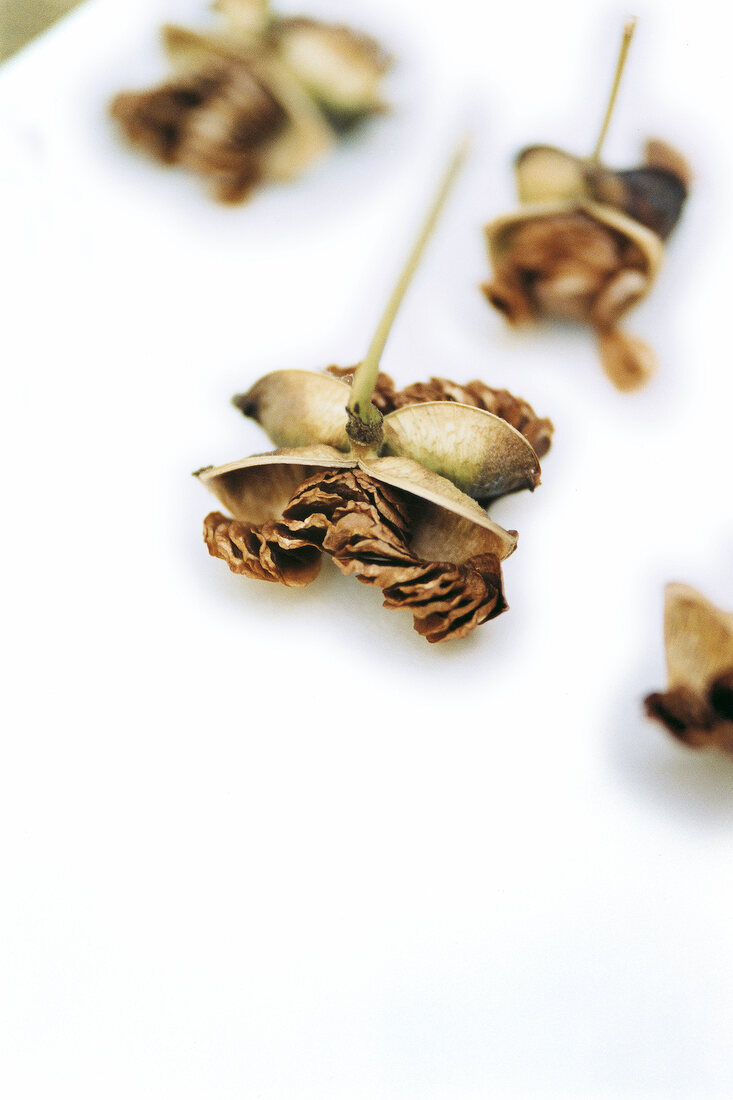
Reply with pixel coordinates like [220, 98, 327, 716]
[380, 401, 540, 502]
[112, 25, 333, 201]
[281, 466, 509, 641]
[515, 141, 690, 240]
[233, 370, 352, 451]
[234, 368, 544, 502]
[212, 0, 271, 40]
[486, 200, 664, 310]
[644, 584, 733, 754]
[195, 444, 356, 524]
[484, 201, 664, 391]
[203, 510, 322, 585]
[387, 376, 554, 458]
[196, 447, 517, 641]
[197, 447, 517, 562]
[276, 17, 391, 123]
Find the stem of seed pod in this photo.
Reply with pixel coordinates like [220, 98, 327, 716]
[590, 16, 637, 164]
[346, 138, 470, 439]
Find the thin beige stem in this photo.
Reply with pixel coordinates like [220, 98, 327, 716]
[347, 138, 471, 427]
[591, 16, 637, 164]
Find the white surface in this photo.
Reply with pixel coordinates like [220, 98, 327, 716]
[1, 1, 732, 1097]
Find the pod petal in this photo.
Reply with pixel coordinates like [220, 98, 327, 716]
[233, 370, 352, 450]
[381, 401, 540, 502]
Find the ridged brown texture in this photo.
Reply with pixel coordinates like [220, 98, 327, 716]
[110, 59, 287, 202]
[484, 211, 646, 326]
[282, 468, 507, 642]
[388, 376, 553, 460]
[203, 510, 322, 585]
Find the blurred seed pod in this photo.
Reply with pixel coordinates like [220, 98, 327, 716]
[482, 21, 691, 392]
[644, 585, 733, 755]
[110, 3, 391, 201]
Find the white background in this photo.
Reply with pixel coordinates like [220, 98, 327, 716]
[1, 0, 732, 1096]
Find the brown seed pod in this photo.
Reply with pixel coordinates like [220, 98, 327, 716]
[644, 585, 733, 755]
[482, 21, 690, 392]
[110, 3, 390, 201]
[196, 142, 547, 643]
[197, 446, 516, 642]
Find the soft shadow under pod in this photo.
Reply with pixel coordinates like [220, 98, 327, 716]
[482, 18, 691, 392]
[195, 142, 552, 642]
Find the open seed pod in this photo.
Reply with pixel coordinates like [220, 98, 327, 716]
[197, 445, 516, 642]
[644, 585, 733, 755]
[233, 367, 547, 502]
[276, 18, 391, 128]
[196, 141, 547, 642]
[110, 2, 391, 201]
[482, 21, 691, 392]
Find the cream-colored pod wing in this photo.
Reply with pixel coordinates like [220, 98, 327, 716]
[233, 370, 352, 451]
[381, 401, 540, 502]
[195, 445, 356, 525]
[664, 584, 733, 695]
[358, 455, 518, 563]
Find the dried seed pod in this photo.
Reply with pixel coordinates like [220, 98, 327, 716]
[644, 585, 733, 755]
[483, 20, 690, 391]
[234, 368, 546, 502]
[198, 448, 515, 641]
[276, 18, 391, 127]
[110, 4, 390, 201]
[196, 142, 546, 642]
[203, 511, 322, 585]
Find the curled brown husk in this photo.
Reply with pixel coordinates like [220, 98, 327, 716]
[204, 466, 506, 641]
[198, 443, 518, 643]
[203, 510, 321, 585]
[644, 585, 733, 755]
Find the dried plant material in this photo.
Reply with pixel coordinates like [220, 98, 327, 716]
[286, 466, 508, 641]
[235, 368, 546, 504]
[277, 18, 391, 126]
[387, 376, 554, 460]
[110, 3, 391, 201]
[324, 365, 397, 415]
[204, 510, 321, 585]
[212, 0, 270, 39]
[233, 370, 352, 451]
[197, 447, 517, 642]
[516, 141, 690, 241]
[597, 327, 657, 391]
[644, 584, 733, 754]
[483, 20, 690, 391]
[380, 402, 540, 502]
[196, 141, 543, 643]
